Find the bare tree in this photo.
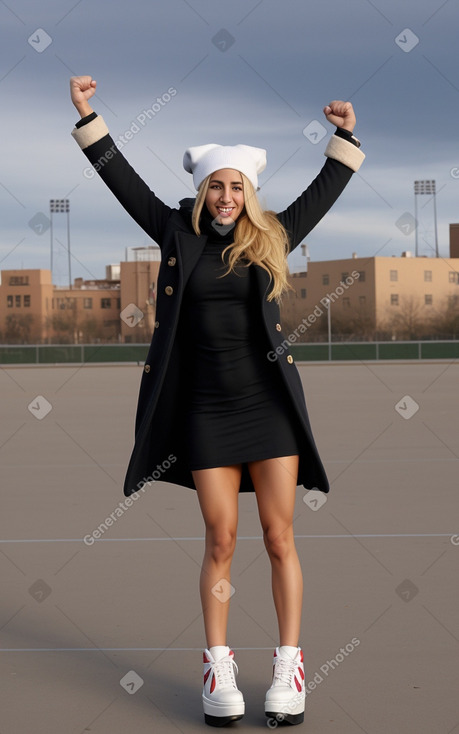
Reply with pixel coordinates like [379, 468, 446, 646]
[4, 314, 38, 344]
[427, 296, 459, 339]
[383, 295, 424, 340]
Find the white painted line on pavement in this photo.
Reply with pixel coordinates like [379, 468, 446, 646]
[0, 533, 455, 543]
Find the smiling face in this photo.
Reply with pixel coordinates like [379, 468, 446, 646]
[204, 168, 245, 225]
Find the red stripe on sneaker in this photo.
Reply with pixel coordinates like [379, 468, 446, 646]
[203, 652, 210, 663]
[300, 649, 304, 663]
[298, 667, 305, 680]
[210, 673, 216, 694]
[295, 675, 302, 692]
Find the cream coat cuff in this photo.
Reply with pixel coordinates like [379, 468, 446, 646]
[71, 115, 109, 149]
[324, 135, 365, 172]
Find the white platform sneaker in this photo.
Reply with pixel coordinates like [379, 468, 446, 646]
[265, 646, 306, 726]
[202, 646, 245, 727]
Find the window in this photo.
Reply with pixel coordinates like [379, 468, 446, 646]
[448, 295, 458, 306]
[357, 271, 366, 282]
[425, 294, 433, 305]
[390, 270, 398, 282]
[342, 297, 351, 308]
[116, 298, 121, 309]
[341, 272, 349, 281]
[391, 294, 399, 306]
[24, 295, 31, 307]
[322, 274, 329, 285]
[101, 298, 111, 309]
[7, 295, 13, 308]
[449, 272, 459, 283]
[84, 298, 93, 309]
[424, 270, 432, 282]
[15, 295, 21, 307]
[300, 288, 306, 299]
[9, 276, 29, 286]
[359, 295, 366, 306]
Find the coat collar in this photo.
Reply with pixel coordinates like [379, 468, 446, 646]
[175, 231, 207, 279]
[175, 198, 206, 279]
[174, 230, 272, 296]
[178, 197, 196, 211]
[174, 201, 273, 304]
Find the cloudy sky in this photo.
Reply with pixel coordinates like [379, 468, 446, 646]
[0, 0, 457, 285]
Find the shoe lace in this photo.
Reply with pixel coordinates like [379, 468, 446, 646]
[273, 656, 296, 686]
[213, 656, 239, 689]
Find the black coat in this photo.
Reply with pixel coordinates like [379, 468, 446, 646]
[79, 132, 355, 495]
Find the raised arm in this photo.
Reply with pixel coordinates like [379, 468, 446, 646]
[70, 74, 97, 118]
[69, 76, 172, 246]
[277, 101, 365, 253]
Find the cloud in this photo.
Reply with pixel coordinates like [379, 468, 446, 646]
[0, 0, 457, 280]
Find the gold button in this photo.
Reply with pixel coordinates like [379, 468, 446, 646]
[154, 320, 159, 328]
[144, 364, 151, 373]
[276, 323, 282, 332]
[167, 257, 176, 266]
[287, 355, 293, 364]
[165, 286, 173, 295]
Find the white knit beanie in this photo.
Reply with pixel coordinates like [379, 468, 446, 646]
[183, 143, 267, 190]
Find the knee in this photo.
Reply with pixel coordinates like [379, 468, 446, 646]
[263, 526, 294, 561]
[206, 528, 237, 563]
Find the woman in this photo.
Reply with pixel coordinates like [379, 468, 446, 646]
[70, 76, 364, 727]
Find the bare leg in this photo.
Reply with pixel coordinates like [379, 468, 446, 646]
[248, 456, 302, 647]
[192, 465, 242, 649]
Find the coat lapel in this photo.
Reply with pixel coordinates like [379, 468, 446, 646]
[175, 231, 207, 286]
[251, 261, 281, 323]
[175, 229, 277, 322]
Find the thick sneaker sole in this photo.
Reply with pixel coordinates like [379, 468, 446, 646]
[265, 710, 304, 726]
[204, 712, 244, 727]
[265, 694, 305, 726]
[203, 696, 245, 727]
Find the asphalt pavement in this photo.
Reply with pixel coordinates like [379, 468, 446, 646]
[0, 361, 458, 733]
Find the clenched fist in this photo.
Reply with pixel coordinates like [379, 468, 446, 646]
[323, 100, 356, 132]
[70, 75, 97, 118]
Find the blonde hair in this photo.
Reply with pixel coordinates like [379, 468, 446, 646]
[191, 173, 292, 302]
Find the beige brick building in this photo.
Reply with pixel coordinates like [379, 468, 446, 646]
[119, 260, 160, 343]
[1, 234, 458, 344]
[0, 268, 122, 343]
[0, 245, 161, 344]
[450, 223, 459, 258]
[282, 252, 459, 339]
[0, 269, 54, 343]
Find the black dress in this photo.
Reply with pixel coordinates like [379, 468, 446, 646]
[177, 206, 301, 471]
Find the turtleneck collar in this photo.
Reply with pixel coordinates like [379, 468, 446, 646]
[199, 204, 239, 244]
